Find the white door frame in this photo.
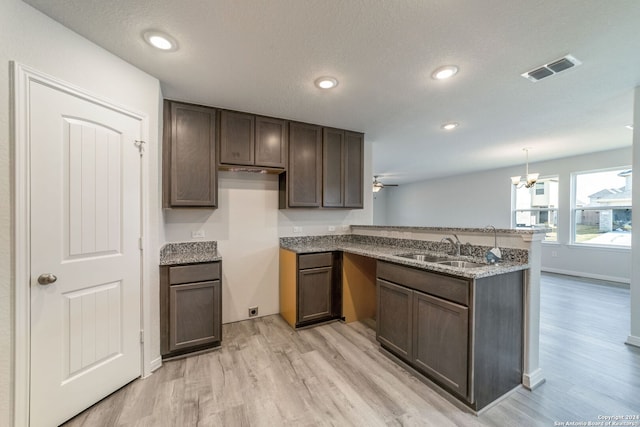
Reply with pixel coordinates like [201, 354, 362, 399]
[11, 62, 152, 427]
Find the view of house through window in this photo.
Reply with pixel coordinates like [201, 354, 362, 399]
[573, 168, 632, 247]
[513, 177, 558, 241]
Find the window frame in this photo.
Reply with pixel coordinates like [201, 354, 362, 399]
[570, 166, 632, 248]
[511, 175, 559, 242]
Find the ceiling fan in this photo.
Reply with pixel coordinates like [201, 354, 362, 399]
[373, 175, 398, 192]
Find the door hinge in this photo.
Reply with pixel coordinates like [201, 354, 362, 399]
[140, 330, 144, 344]
[138, 237, 143, 251]
[134, 139, 146, 155]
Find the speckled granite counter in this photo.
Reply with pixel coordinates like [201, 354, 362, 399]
[350, 224, 546, 235]
[160, 241, 221, 266]
[280, 234, 528, 279]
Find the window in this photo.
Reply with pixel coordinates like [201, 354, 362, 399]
[513, 176, 559, 241]
[572, 168, 632, 247]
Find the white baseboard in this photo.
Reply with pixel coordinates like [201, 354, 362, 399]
[149, 357, 162, 374]
[522, 368, 546, 391]
[626, 335, 640, 348]
[542, 267, 630, 285]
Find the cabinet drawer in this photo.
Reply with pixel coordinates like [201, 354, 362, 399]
[169, 262, 220, 285]
[298, 252, 332, 270]
[377, 261, 469, 306]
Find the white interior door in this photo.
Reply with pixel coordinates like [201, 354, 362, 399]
[29, 79, 143, 427]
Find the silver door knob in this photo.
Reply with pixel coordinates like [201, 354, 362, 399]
[37, 273, 57, 285]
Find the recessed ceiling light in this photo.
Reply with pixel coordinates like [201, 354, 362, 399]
[432, 65, 459, 80]
[142, 30, 178, 51]
[314, 76, 338, 89]
[441, 122, 459, 130]
[625, 124, 634, 130]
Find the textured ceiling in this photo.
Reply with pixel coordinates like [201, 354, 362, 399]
[23, 0, 640, 184]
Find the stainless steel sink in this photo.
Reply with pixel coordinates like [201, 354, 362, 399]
[436, 260, 486, 269]
[396, 253, 450, 262]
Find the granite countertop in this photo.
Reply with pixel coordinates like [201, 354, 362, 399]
[280, 235, 528, 279]
[350, 224, 548, 235]
[160, 241, 222, 266]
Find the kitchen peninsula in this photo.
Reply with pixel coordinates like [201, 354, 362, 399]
[280, 225, 546, 412]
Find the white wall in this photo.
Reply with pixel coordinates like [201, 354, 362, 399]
[384, 168, 513, 228]
[164, 144, 373, 324]
[380, 147, 632, 283]
[164, 173, 281, 324]
[372, 188, 389, 225]
[0, 1, 163, 425]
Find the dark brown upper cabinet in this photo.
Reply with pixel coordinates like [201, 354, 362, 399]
[219, 110, 255, 166]
[322, 129, 364, 208]
[219, 111, 287, 170]
[280, 123, 364, 209]
[285, 122, 323, 207]
[322, 128, 345, 207]
[343, 131, 364, 208]
[255, 116, 287, 168]
[163, 100, 217, 208]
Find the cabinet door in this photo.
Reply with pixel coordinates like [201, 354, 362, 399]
[169, 280, 221, 352]
[344, 132, 364, 208]
[297, 266, 333, 323]
[376, 279, 413, 360]
[288, 122, 322, 207]
[220, 110, 255, 166]
[167, 102, 217, 207]
[322, 128, 345, 207]
[255, 116, 287, 168]
[413, 291, 468, 398]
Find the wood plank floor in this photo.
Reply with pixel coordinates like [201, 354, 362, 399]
[63, 273, 640, 426]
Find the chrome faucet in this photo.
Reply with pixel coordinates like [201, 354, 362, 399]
[441, 234, 462, 256]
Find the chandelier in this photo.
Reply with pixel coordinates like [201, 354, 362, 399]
[511, 148, 539, 188]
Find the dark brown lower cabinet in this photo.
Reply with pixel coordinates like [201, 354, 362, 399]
[376, 261, 523, 411]
[413, 291, 468, 398]
[161, 262, 222, 359]
[294, 252, 342, 328]
[169, 280, 221, 352]
[298, 266, 333, 323]
[376, 279, 413, 359]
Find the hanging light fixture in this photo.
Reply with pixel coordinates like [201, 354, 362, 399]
[511, 148, 539, 188]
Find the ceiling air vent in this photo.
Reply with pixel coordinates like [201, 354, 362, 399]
[521, 54, 581, 82]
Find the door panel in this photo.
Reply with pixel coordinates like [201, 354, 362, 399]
[65, 118, 122, 257]
[344, 132, 364, 208]
[297, 267, 333, 323]
[376, 279, 413, 359]
[288, 122, 322, 207]
[29, 80, 142, 427]
[63, 281, 122, 380]
[322, 128, 344, 207]
[413, 292, 469, 398]
[169, 280, 221, 352]
[255, 116, 286, 168]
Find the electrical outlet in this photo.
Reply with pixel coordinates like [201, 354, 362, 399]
[551, 250, 558, 257]
[293, 226, 302, 233]
[328, 226, 336, 232]
[248, 306, 259, 317]
[191, 230, 205, 239]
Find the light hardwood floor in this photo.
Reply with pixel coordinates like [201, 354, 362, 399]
[63, 273, 640, 426]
